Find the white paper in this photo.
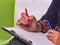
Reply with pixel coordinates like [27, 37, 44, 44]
[4, 27, 54, 45]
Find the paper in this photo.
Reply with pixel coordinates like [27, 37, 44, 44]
[3, 27, 54, 45]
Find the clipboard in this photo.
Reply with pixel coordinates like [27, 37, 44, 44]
[2, 27, 32, 45]
[2, 27, 54, 45]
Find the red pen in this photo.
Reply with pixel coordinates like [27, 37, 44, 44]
[25, 8, 30, 22]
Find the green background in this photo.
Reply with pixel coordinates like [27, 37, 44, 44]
[0, 0, 14, 27]
[0, 0, 15, 44]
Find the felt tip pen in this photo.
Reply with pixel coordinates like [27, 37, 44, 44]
[47, 20, 52, 29]
[25, 8, 30, 22]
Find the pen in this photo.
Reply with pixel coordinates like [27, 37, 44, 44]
[25, 8, 30, 22]
[43, 20, 49, 30]
[45, 20, 52, 35]
[47, 20, 52, 29]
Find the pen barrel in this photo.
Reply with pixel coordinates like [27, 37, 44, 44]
[47, 20, 52, 29]
[25, 8, 29, 17]
[25, 8, 30, 22]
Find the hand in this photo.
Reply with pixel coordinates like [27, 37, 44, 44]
[55, 32, 60, 45]
[16, 12, 42, 32]
[47, 30, 59, 44]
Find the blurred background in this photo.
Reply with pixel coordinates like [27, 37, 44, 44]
[16, 0, 52, 21]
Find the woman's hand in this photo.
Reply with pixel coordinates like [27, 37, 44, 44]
[47, 30, 59, 44]
[55, 32, 60, 45]
[16, 12, 42, 32]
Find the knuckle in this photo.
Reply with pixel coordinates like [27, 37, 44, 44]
[30, 15, 36, 20]
[21, 12, 25, 15]
[21, 12, 25, 17]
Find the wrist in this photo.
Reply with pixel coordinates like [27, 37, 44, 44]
[36, 23, 42, 31]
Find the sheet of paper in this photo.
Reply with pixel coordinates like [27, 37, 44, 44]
[4, 27, 54, 45]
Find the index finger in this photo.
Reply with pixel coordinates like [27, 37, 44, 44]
[21, 12, 28, 20]
[48, 30, 56, 34]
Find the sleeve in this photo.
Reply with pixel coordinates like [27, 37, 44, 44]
[38, 0, 60, 29]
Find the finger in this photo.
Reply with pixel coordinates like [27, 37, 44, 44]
[29, 15, 36, 20]
[16, 19, 21, 25]
[47, 33, 54, 37]
[47, 35, 56, 44]
[48, 36, 54, 41]
[47, 33, 54, 40]
[21, 17, 28, 23]
[48, 30, 57, 32]
[48, 30, 56, 34]
[28, 15, 37, 25]
[16, 19, 27, 26]
[16, 21, 20, 26]
[20, 25, 30, 31]
[21, 12, 28, 20]
[20, 19, 27, 25]
[47, 30, 55, 37]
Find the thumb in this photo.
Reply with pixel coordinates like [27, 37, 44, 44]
[29, 15, 36, 21]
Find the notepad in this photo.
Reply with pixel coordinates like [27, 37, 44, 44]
[2, 27, 54, 45]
